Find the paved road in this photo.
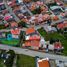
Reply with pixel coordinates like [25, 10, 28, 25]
[0, 44, 67, 62]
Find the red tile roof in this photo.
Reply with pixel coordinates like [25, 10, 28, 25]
[29, 36, 40, 40]
[25, 40, 40, 47]
[26, 27, 35, 35]
[10, 22, 18, 27]
[57, 23, 64, 29]
[11, 28, 20, 35]
[38, 59, 50, 67]
[64, 23, 67, 27]
[57, 22, 67, 29]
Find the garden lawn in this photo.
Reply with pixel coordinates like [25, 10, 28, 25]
[16, 54, 36, 67]
[38, 28, 67, 55]
[1, 39, 19, 46]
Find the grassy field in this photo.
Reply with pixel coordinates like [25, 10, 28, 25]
[38, 28, 67, 55]
[1, 39, 20, 46]
[16, 54, 36, 67]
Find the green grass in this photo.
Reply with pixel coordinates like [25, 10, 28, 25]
[0, 59, 5, 67]
[1, 39, 19, 46]
[38, 28, 67, 55]
[16, 54, 36, 67]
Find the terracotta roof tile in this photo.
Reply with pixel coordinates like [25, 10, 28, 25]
[26, 27, 35, 35]
[25, 40, 40, 47]
[38, 60, 50, 67]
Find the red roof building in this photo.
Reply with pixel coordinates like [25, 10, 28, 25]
[10, 22, 18, 27]
[26, 27, 35, 35]
[11, 28, 20, 35]
[54, 42, 62, 49]
[57, 21, 67, 29]
[24, 28, 40, 49]
[37, 58, 50, 67]
[57, 23, 64, 29]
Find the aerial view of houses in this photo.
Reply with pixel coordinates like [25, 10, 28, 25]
[0, 0, 67, 67]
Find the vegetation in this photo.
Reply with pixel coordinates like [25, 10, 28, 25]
[31, 6, 41, 14]
[0, 50, 5, 67]
[1, 39, 20, 46]
[18, 21, 27, 28]
[0, 25, 6, 30]
[38, 28, 67, 55]
[0, 59, 4, 67]
[16, 54, 36, 67]
[5, 50, 15, 67]
[0, 50, 15, 67]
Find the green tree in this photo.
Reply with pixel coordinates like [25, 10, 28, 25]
[18, 21, 27, 28]
[5, 50, 15, 67]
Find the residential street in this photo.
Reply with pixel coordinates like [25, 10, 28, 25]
[0, 44, 67, 62]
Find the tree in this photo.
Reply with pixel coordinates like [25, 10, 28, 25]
[31, 6, 41, 14]
[19, 31, 26, 41]
[19, 31, 26, 46]
[18, 21, 27, 28]
[5, 50, 15, 67]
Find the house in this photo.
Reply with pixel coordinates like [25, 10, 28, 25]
[0, 3, 6, 11]
[24, 27, 41, 49]
[4, 14, 13, 21]
[36, 57, 50, 67]
[54, 41, 64, 52]
[10, 21, 18, 28]
[11, 28, 20, 39]
[46, 1, 65, 17]
[55, 0, 64, 6]
[43, 25, 57, 32]
[23, 0, 31, 3]
[57, 21, 67, 29]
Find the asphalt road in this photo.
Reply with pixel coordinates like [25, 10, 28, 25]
[0, 44, 67, 62]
